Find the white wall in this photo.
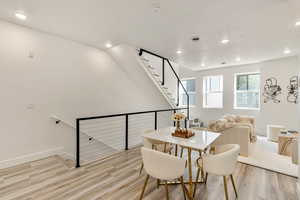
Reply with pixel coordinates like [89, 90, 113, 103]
[0, 20, 170, 165]
[180, 56, 300, 135]
[297, 56, 300, 184]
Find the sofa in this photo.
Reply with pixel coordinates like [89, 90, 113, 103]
[208, 115, 256, 157]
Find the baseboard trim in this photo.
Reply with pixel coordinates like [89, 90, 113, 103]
[0, 147, 64, 169]
[59, 151, 75, 161]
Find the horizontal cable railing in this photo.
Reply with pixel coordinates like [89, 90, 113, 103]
[76, 107, 188, 168]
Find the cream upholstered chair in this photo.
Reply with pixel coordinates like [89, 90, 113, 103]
[196, 144, 240, 200]
[139, 147, 191, 200]
[139, 130, 173, 175]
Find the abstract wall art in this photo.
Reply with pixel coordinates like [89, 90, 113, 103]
[287, 76, 299, 104]
[263, 77, 282, 103]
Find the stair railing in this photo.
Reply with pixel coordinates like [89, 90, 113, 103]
[138, 48, 190, 119]
[75, 107, 188, 168]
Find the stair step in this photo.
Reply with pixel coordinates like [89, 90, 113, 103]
[147, 65, 155, 70]
[156, 80, 162, 84]
[152, 73, 160, 77]
[141, 57, 149, 62]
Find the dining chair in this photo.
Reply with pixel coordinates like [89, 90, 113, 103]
[139, 130, 173, 176]
[195, 144, 240, 200]
[139, 147, 191, 200]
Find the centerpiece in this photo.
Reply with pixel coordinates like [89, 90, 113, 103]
[171, 113, 195, 138]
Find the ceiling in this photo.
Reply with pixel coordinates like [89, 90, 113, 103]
[0, 0, 299, 70]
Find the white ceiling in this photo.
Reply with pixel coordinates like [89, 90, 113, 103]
[0, 0, 299, 70]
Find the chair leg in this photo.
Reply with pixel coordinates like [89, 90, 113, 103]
[230, 174, 238, 198]
[223, 176, 229, 200]
[204, 172, 208, 184]
[139, 163, 144, 176]
[179, 177, 186, 200]
[139, 175, 150, 200]
[193, 167, 201, 197]
[175, 144, 178, 156]
[180, 147, 184, 158]
[157, 179, 160, 189]
[164, 181, 169, 200]
[180, 176, 193, 200]
[180, 147, 188, 168]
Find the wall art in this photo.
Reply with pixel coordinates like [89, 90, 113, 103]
[287, 76, 299, 104]
[263, 77, 282, 103]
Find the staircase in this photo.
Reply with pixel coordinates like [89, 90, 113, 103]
[137, 48, 189, 115]
[54, 46, 190, 167]
[138, 55, 177, 107]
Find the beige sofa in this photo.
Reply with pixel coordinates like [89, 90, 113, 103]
[208, 115, 256, 157]
[211, 125, 251, 156]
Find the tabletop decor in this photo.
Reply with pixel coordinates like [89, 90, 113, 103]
[172, 128, 195, 138]
[172, 113, 186, 131]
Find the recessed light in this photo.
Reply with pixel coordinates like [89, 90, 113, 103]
[176, 50, 182, 54]
[15, 11, 27, 20]
[105, 43, 112, 48]
[295, 21, 300, 27]
[235, 57, 241, 62]
[201, 63, 205, 67]
[221, 39, 230, 44]
[284, 48, 291, 54]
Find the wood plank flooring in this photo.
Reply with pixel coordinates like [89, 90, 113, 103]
[0, 147, 299, 200]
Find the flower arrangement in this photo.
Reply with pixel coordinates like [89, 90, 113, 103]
[172, 113, 186, 132]
[171, 113, 194, 138]
[172, 113, 186, 121]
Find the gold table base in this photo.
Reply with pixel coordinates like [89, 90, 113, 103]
[159, 178, 205, 185]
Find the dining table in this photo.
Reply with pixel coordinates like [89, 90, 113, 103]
[142, 126, 221, 199]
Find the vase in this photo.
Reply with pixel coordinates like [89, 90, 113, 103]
[175, 120, 181, 131]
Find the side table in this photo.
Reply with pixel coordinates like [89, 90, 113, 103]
[278, 132, 299, 164]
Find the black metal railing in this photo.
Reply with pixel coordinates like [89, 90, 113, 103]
[138, 48, 190, 117]
[76, 107, 188, 168]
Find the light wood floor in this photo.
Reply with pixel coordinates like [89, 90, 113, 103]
[0, 147, 299, 200]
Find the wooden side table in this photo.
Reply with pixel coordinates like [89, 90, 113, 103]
[278, 132, 298, 164]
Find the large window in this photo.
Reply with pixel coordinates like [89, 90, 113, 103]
[234, 72, 260, 110]
[179, 78, 196, 107]
[203, 75, 223, 108]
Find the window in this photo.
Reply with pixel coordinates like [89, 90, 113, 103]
[203, 75, 223, 108]
[234, 73, 260, 110]
[179, 78, 196, 107]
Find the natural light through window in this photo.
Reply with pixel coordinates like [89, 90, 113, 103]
[179, 78, 196, 107]
[203, 75, 223, 108]
[234, 72, 260, 110]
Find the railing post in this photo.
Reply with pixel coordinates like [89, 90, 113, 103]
[187, 95, 190, 120]
[138, 49, 143, 56]
[162, 59, 165, 86]
[154, 111, 157, 130]
[177, 80, 179, 106]
[173, 110, 176, 127]
[125, 115, 129, 150]
[76, 119, 80, 168]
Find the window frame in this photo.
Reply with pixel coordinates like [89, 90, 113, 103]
[180, 78, 196, 107]
[202, 75, 224, 109]
[234, 72, 261, 110]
